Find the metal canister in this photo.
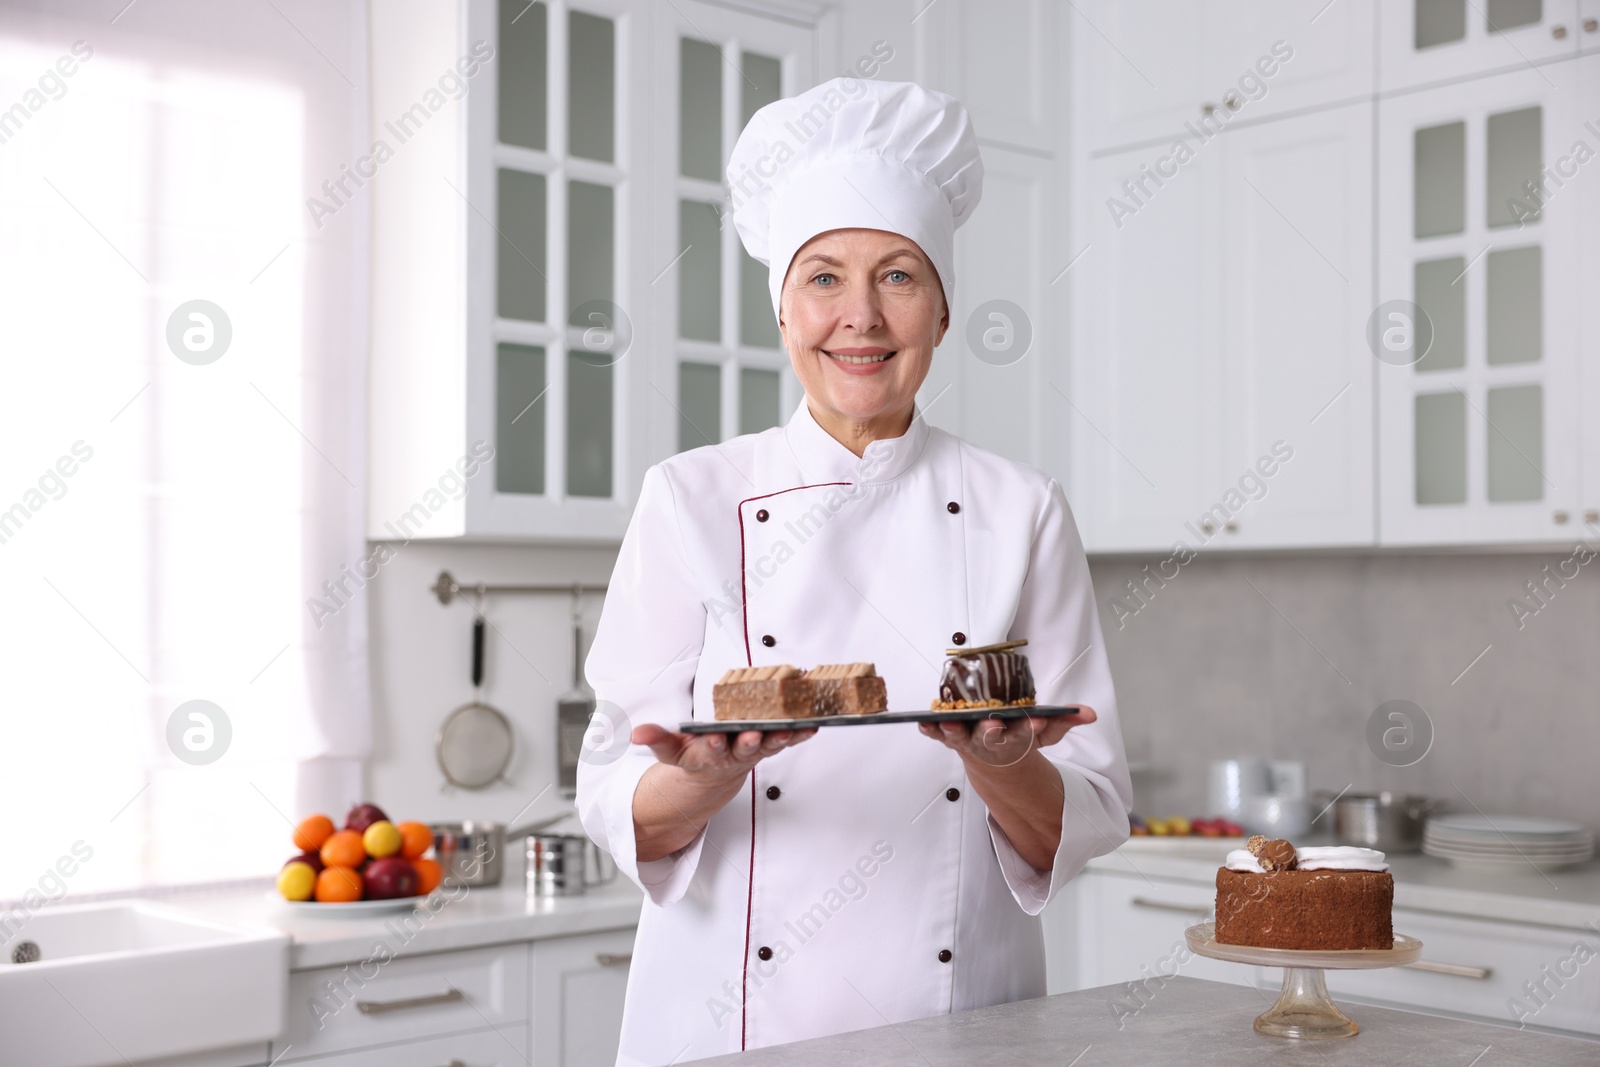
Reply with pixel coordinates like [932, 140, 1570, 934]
[527, 833, 592, 897]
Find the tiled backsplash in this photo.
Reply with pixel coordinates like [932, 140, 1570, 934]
[1093, 551, 1600, 828]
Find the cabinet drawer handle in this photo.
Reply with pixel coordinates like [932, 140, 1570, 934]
[355, 987, 466, 1014]
[1130, 897, 1211, 916]
[596, 952, 632, 967]
[1403, 960, 1492, 980]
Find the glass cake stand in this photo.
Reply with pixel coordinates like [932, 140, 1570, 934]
[1185, 922, 1422, 1040]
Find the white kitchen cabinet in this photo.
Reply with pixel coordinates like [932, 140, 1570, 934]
[1044, 869, 1259, 994]
[1581, 55, 1600, 527]
[1217, 102, 1376, 548]
[936, 145, 1064, 477]
[1068, 138, 1228, 553]
[910, 0, 1068, 482]
[275, 943, 529, 1062]
[296, 1027, 530, 1066]
[529, 927, 636, 1067]
[1328, 906, 1600, 1038]
[369, 0, 818, 542]
[1380, 0, 1581, 93]
[1376, 59, 1588, 545]
[646, 0, 814, 462]
[1068, 102, 1375, 552]
[369, 0, 654, 542]
[1069, 1, 1374, 155]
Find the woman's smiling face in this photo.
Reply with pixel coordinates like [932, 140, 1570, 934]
[778, 228, 948, 441]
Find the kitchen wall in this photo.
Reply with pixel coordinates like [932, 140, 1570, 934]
[1094, 549, 1600, 827]
[363, 536, 1600, 830]
[363, 540, 618, 828]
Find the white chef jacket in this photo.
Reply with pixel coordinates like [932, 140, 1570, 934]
[577, 399, 1132, 1067]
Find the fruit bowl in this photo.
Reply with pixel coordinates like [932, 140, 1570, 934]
[277, 803, 445, 906]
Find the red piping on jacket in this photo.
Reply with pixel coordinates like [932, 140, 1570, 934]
[735, 480, 850, 1052]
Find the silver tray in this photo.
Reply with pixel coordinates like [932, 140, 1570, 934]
[679, 704, 1086, 734]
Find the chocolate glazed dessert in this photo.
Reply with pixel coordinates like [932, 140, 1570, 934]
[1215, 836, 1394, 951]
[932, 639, 1036, 710]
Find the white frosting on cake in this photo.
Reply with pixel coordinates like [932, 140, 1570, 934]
[1224, 849, 1265, 873]
[1224, 845, 1388, 873]
[1295, 846, 1388, 872]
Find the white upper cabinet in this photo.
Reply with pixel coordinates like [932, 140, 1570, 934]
[1070, 0, 1374, 154]
[916, 0, 1065, 479]
[1068, 140, 1229, 553]
[1376, 59, 1588, 545]
[1217, 102, 1376, 549]
[1068, 102, 1375, 553]
[649, 1, 814, 464]
[1582, 56, 1600, 527]
[1380, 0, 1582, 93]
[368, 0, 815, 541]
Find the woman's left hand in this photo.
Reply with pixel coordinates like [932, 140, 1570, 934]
[918, 707, 1097, 770]
[918, 707, 1099, 871]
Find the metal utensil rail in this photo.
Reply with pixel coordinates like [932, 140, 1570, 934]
[431, 570, 607, 604]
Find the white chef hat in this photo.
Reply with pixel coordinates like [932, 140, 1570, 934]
[726, 77, 983, 324]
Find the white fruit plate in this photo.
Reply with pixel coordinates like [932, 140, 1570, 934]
[271, 893, 430, 916]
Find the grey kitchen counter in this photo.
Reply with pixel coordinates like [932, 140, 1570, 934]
[686, 976, 1598, 1066]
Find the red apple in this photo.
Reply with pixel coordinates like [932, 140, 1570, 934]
[284, 850, 325, 874]
[345, 803, 390, 835]
[364, 857, 419, 900]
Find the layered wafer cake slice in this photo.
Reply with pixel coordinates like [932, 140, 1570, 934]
[712, 665, 816, 720]
[805, 662, 887, 715]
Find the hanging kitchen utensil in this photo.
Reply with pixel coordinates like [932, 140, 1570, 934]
[556, 586, 596, 799]
[436, 594, 515, 790]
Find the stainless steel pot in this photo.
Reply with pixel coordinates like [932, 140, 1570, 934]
[429, 820, 506, 887]
[430, 813, 573, 888]
[1313, 791, 1437, 852]
[525, 832, 618, 898]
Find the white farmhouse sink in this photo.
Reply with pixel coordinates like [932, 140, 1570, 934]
[0, 899, 288, 1067]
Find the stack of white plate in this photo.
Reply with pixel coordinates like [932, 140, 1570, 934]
[1423, 814, 1594, 872]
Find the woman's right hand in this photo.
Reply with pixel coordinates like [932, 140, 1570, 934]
[631, 723, 816, 781]
[629, 724, 816, 862]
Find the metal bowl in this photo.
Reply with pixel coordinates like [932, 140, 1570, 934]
[1314, 792, 1437, 852]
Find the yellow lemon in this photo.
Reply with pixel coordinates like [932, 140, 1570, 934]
[277, 861, 317, 901]
[362, 820, 402, 859]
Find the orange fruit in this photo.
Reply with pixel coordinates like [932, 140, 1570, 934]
[315, 865, 363, 903]
[413, 857, 443, 895]
[320, 829, 366, 869]
[397, 821, 433, 860]
[292, 814, 336, 852]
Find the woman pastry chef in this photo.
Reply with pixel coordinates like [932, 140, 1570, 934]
[577, 78, 1132, 1066]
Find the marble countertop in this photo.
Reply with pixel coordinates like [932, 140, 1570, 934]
[174, 877, 644, 970]
[686, 976, 1598, 1066]
[1092, 837, 1600, 930]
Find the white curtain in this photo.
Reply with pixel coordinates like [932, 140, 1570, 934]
[0, 0, 371, 898]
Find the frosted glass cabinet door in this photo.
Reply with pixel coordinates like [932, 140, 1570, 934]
[1379, 0, 1579, 92]
[1375, 62, 1582, 545]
